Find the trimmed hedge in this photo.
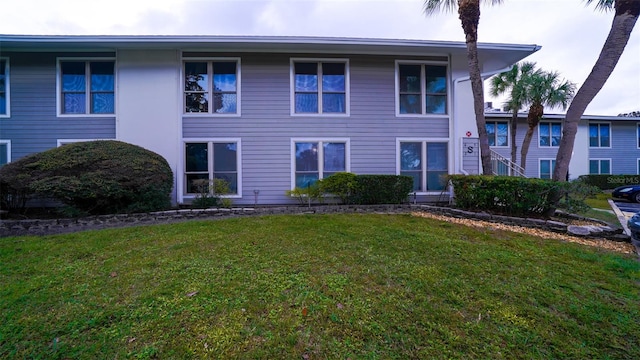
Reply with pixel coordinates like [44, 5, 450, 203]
[577, 174, 640, 190]
[350, 174, 413, 205]
[450, 175, 560, 217]
[0, 140, 173, 215]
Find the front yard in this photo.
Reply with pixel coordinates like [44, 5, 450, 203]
[1, 214, 639, 359]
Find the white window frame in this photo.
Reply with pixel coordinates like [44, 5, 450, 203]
[56, 57, 116, 117]
[0, 140, 11, 165]
[290, 138, 351, 190]
[588, 122, 612, 148]
[589, 158, 612, 175]
[396, 138, 450, 195]
[395, 60, 450, 117]
[289, 58, 350, 117]
[181, 138, 242, 199]
[637, 123, 640, 149]
[538, 158, 556, 179]
[182, 57, 241, 116]
[486, 121, 509, 148]
[538, 121, 562, 148]
[0, 57, 10, 118]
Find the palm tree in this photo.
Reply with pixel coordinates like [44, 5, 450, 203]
[553, 0, 640, 181]
[489, 61, 537, 164]
[519, 70, 576, 171]
[424, 0, 504, 175]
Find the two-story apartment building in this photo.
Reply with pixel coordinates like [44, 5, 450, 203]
[486, 112, 640, 179]
[1, 35, 544, 205]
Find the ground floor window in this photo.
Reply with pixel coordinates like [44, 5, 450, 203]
[589, 159, 611, 175]
[398, 140, 448, 192]
[0, 140, 10, 166]
[292, 139, 349, 188]
[539, 159, 556, 179]
[185, 140, 241, 196]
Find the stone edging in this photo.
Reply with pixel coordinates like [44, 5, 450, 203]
[0, 204, 630, 242]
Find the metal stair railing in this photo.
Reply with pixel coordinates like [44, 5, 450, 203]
[490, 150, 526, 177]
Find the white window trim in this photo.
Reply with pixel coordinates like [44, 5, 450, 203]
[396, 138, 450, 195]
[537, 121, 562, 148]
[394, 60, 450, 118]
[56, 57, 116, 118]
[181, 138, 243, 199]
[290, 138, 351, 189]
[289, 58, 350, 117]
[0, 140, 11, 164]
[181, 57, 241, 117]
[0, 57, 10, 118]
[538, 158, 556, 179]
[486, 120, 510, 148]
[637, 158, 640, 175]
[588, 122, 612, 149]
[589, 158, 612, 175]
[57, 138, 111, 147]
[637, 123, 640, 149]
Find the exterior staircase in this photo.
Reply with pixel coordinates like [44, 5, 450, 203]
[490, 150, 526, 177]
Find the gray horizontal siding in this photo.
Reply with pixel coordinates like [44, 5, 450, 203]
[590, 121, 639, 174]
[183, 53, 450, 204]
[1, 52, 116, 160]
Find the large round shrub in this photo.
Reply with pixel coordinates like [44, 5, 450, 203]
[0, 140, 173, 215]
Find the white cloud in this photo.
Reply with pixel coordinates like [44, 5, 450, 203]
[1, 0, 638, 114]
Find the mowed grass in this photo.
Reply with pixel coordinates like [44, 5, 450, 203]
[1, 214, 639, 359]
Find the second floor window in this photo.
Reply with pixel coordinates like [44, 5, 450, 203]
[589, 123, 610, 147]
[292, 60, 347, 115]
[184, 60, 239, 114]
[0, 59, 8, 116]
[60, 60, 115, 115]
[486, 121, 508, 147]
[397, 63, 447, 115]
[539, 122, 562, 147]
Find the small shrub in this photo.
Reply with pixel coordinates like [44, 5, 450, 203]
[285, 184, 324, 205]
[191, 178, 232, 208]
[0, 140, 173, 215]
[319, 172, 359, 204]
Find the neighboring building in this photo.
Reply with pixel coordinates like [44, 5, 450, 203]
[1, 35, 544, 205]
[486, 112, 640, 179]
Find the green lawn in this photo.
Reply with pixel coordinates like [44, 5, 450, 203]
[1, 214, 639, 359]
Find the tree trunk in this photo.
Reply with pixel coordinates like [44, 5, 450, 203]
[520, 126, 535, 172]
[459, 0, 492, 175]
[510, 111, 518, 165]
[520, 103, 544, 172]
[553, 0, 640, 182]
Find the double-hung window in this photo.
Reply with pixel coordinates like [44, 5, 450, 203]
[292, 139, 349, 188]
[291, 59, 348, 115]
[539, 122, 562, 147]
[59, 59, 115, 115]
[589, 123, 610, 147]
[0, 58, 9, 117]
[539, 159, 556, 179]
[589, 159, 611, 174]
[184, 59, 240, 114]
[398, 140, 448, 192]
[486, 121, 508, 147]
[184, 140, 241, 196]
[0, 140, 10, 166]
[397, 62, 447, 115]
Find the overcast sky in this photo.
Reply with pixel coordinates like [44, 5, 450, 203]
[1, 0, 638, 115]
